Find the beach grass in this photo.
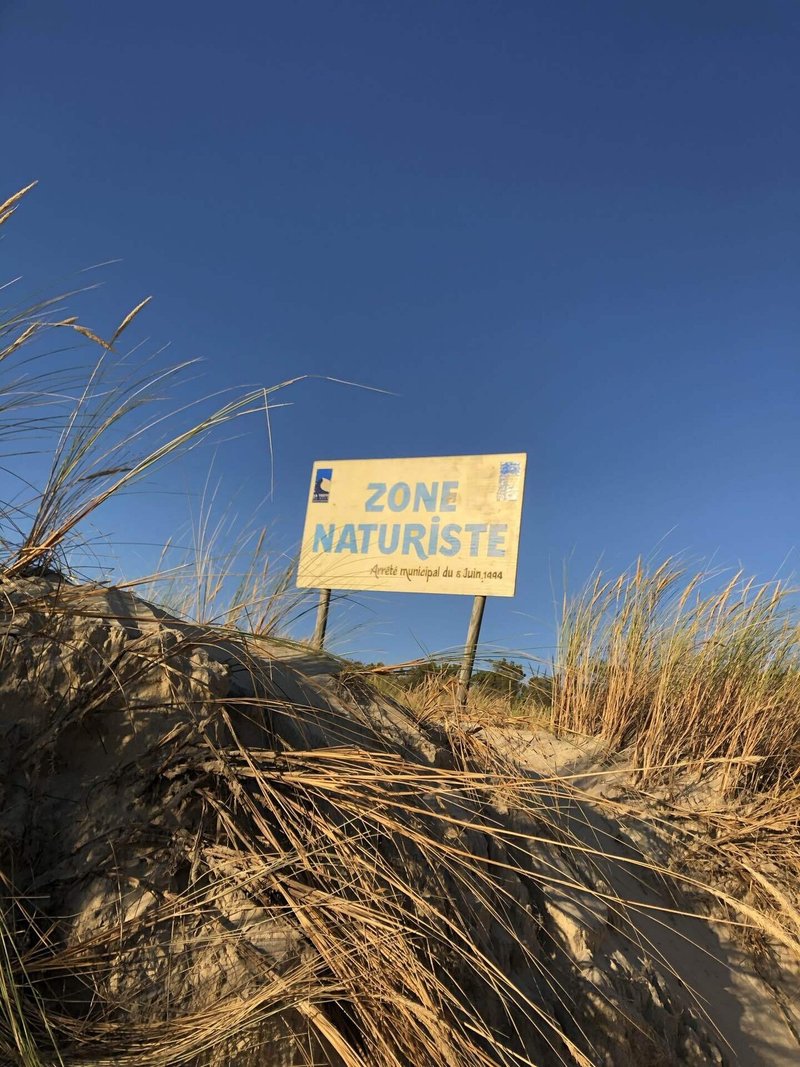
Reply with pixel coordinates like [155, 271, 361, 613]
[2, 182, 800, 1065]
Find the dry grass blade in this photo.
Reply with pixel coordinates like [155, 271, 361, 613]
[110, 297, 152, 346]
[0, 182, 38, 227]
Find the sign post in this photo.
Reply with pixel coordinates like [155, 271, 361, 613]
[312, 588, 331, 649]
[456, 594, 487, 708]
[297, 454, 526, 698]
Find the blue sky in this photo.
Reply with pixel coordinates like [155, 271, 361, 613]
[1, 1, 799, 666]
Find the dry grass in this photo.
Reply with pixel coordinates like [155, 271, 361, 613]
[0, 582, 604, 1067]
[363, 558, 800, 988]
[551, 557, 800, 801]
[3, 183, 800, 1065]
[141, 474, 313, 638]
[7, 586, 797, 1066]
[2, 184, 578, 1066]
[389, 558, 800, 820]
[0, 185, 307, 587]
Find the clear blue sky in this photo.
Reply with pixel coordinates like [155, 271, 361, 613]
[2, 1, 799, 666]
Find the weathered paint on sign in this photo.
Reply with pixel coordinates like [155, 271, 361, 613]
[296, 453, 526, 596]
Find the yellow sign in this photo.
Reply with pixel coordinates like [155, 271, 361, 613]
[296, 454, 526, 596]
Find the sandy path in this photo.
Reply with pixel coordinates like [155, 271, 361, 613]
[481, 725, 800, 1066]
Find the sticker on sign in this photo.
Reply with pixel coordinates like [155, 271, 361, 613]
[296, 454, 526, 596]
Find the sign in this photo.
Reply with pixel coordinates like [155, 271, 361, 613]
[296, 454, 526, 596]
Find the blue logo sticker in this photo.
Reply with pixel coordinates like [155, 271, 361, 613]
[313, 468, 332, 502]
[497, 461, 521, 501]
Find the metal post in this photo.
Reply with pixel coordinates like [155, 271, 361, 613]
[457, 595, 486, 708]
[312, 588, 332, 649]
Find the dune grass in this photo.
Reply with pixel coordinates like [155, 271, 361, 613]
[3, 182, 800, 1064]
[0, 183, 571, 1066]
[390, 557, 800, 973]
[396, 556, 800, 807]
[141, 474, 313, 638]
[551, 557, 800, 801]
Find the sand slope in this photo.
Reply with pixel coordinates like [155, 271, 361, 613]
[1, 576, 795, 1064]
[481, 726, 800, 1066]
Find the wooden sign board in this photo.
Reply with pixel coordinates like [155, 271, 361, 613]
[296, 453, 526, 596]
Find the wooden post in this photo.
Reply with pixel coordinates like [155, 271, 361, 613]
[312, 588, 332, 649]
[457, 594, 486, 708]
